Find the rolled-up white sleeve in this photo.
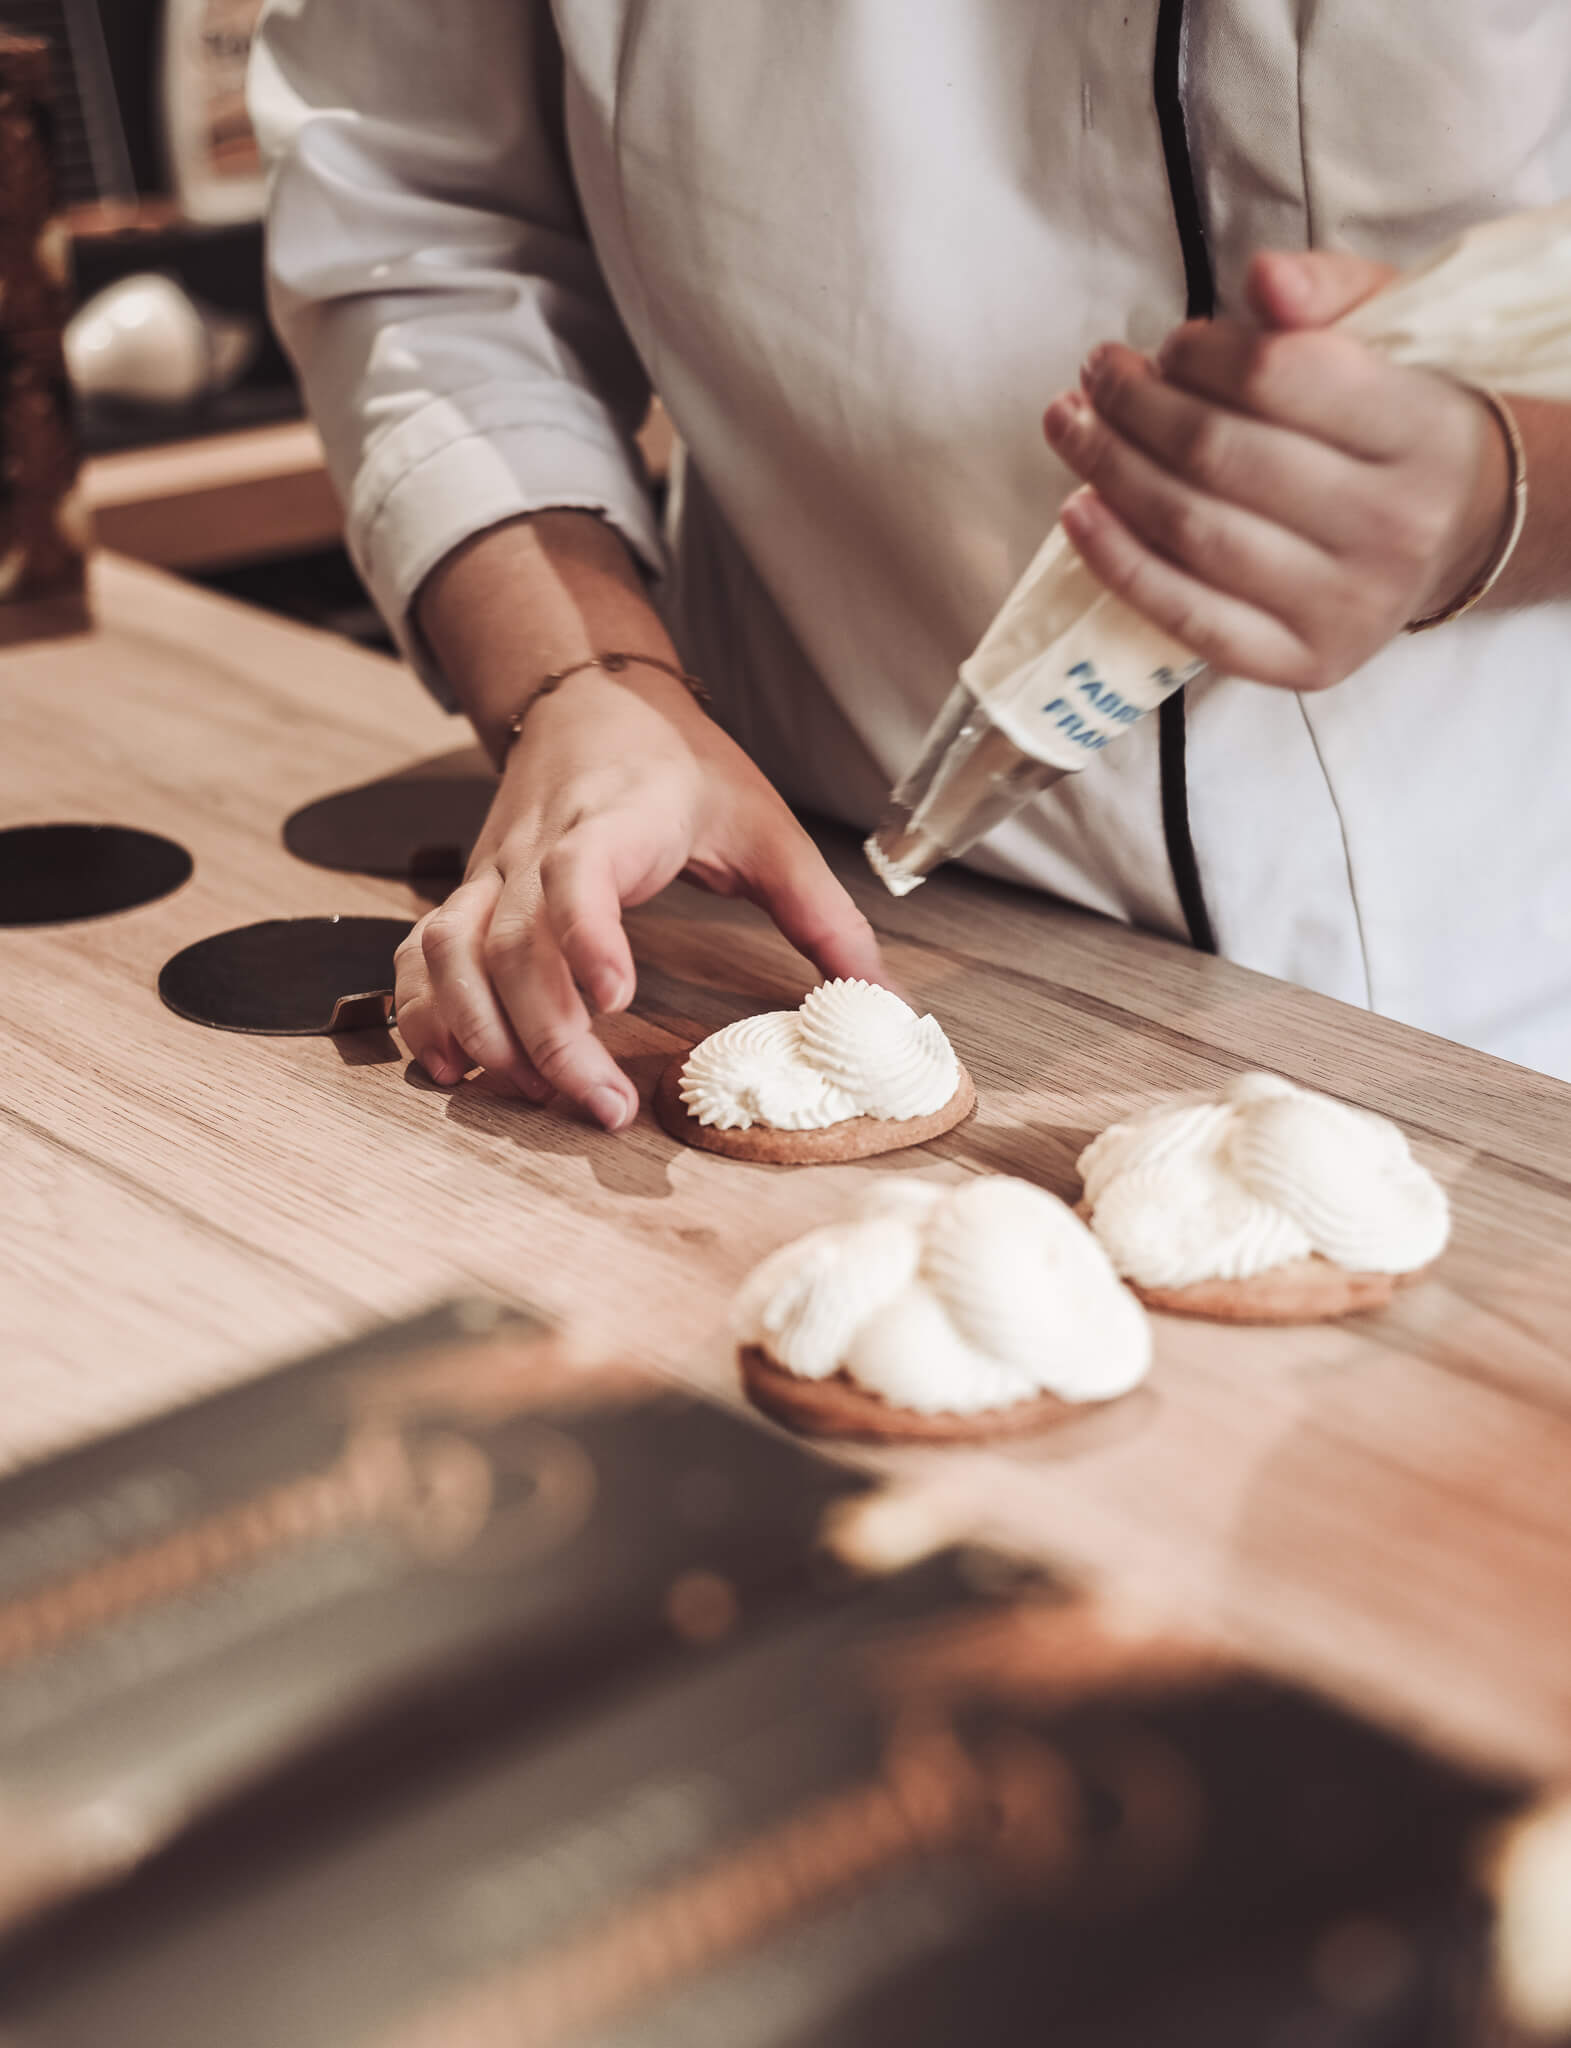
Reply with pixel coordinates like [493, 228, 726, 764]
[249, 0, 664, 704]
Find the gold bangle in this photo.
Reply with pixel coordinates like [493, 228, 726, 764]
[1405, 385, 1528, 633]
[496, 652, 711, 766]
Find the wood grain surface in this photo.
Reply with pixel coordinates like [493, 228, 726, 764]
[2, 554, 1570, 1785]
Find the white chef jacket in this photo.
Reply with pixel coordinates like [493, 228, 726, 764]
[251, 2, 1571, 1081]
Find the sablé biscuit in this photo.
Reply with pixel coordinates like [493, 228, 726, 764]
[655, 1053, 975, 1164]
[738, 1345, 1077, 1442]
[1071, 1201, 1421, 1323]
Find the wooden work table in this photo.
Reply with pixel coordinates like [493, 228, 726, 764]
[3, 555, 1570, 1793]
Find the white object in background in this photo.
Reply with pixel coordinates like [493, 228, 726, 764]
[162, 0, 267, 224]
[64, 274, 258, 408]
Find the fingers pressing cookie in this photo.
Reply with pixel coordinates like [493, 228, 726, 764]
[539, 825, 640, 1017]
[732, 810, 888, 988]
[391, 923, 469, 1087]
[484, 906, 638, 1131]
[416, 870, 552, 1101]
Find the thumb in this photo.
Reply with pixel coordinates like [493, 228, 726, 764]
[737, 817, 889, 988]
[1247, 248, 1400, 331]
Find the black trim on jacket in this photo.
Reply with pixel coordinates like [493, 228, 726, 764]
[1151, 0, 1218, 955]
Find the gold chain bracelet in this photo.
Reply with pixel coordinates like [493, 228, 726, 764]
[497, 652, 711, 766]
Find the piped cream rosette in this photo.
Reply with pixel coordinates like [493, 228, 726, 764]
[734, 1175, 1151, 1424]
[1077, 1073, 1449, 1302]
[679, 979, 959, 1131]
[658, 980, 974, 1164]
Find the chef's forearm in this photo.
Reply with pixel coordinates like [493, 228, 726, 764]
[414, 512, 681, 767]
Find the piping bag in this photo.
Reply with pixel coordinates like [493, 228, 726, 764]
[866, 200, 1571, 896]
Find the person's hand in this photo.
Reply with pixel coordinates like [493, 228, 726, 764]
[1041, 249, 1514, 690]
[391, 668, 885, 1130]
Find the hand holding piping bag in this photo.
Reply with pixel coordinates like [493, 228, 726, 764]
[1042, 248, 1528, 691]
[870, 205, 1571, 898]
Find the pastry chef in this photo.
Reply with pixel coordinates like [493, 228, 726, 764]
[250, 3, 1571, 1122]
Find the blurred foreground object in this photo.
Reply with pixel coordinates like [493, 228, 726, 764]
[0, 1299, 867, 1935]
[0, 1309, 1533, 2047]
[0, 28, 90, 646]
[0, 1541, 1522, 2048]
[1492, 1788, 1571, 2040]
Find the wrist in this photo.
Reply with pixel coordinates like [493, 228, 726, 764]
[1408, 386, 1523, 631]
[414, 511, 681, 759]
[495, 652, 709, 772]
[496, 661, 711, 796]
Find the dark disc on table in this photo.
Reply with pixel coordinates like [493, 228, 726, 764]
[0, 823, 193, 926]
[158, 916, 413, 1035]
[282, 770, 493, 882]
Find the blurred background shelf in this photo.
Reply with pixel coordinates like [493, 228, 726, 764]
[81, 417, 341, 570]
[8, 0, 675, 648]
[80, 402, 675, 651]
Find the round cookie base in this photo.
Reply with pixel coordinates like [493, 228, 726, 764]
[1072, 1203, 1423, 1323]
[738, 1346, 1083, 1443]
[655, 1055, 975, 1164]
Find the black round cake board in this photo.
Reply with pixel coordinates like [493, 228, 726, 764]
[158, 916, 413, 1035]
[0, 823, 193, 926]
[283, 770, 492, 882]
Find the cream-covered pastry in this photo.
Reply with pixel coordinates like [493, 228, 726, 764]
[679, 980, 959, 1132]
[734, 1176, 1151, 1415]
[1077, 1073, 1449, 1289]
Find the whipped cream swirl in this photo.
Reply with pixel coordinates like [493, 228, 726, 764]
[734, 1176, 1151, 1415]
[1077, 1072, 1449, 1289]
[679, 980, 959, 1131]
